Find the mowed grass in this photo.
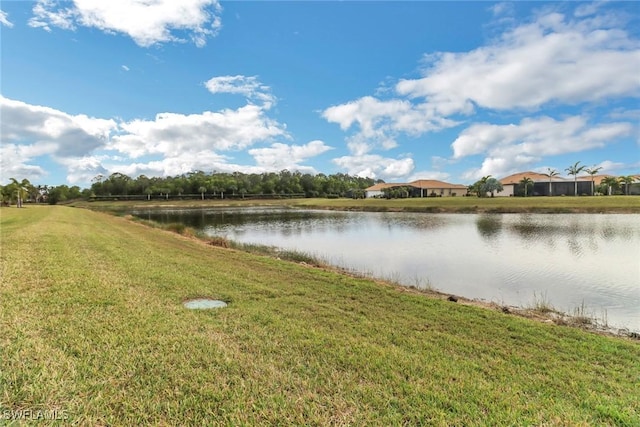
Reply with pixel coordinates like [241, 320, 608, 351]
[75, 194, 640, 214]
[293, 195, 640, 213]
[1, 206, 639, 426]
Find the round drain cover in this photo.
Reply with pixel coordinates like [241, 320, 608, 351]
[183, 298, 228, 309]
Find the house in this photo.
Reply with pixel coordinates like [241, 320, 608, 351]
[408, 180, 468, 197]
[364, 182, 408, 198]
[366, 172, 639, 199]
[364, 180, 467, 198]
[498, 171, 564, 197]
[499, 172, 619, 196]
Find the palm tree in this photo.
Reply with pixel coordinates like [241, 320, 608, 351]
[544, 168, 559, 196]
[601, 176, 619, 196]
[565, 161, 586, 196]
[198, 186, 207, 200]
[520, 177, 534, 197]
[9, 178, 28, 208]
[585, 165, 603, 195]
[618, 176, 636, 195]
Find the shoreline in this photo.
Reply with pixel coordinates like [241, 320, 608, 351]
[122, 211, 640, 339]
[68, 195, 640, 214]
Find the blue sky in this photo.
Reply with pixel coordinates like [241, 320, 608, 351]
[1, 1, 639, 187]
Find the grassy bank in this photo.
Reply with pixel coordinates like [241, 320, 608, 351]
[73, 194, 640, 213]
[1, 206, 639, 425]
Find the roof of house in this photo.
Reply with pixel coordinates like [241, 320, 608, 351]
[499, 172, 638, 186]
[409, 179, 468, 189]
[499, 171, 563, 185]
[365, 183, 408, 192]
[365, 179, 468, 191]
[580, 174, 615, 186]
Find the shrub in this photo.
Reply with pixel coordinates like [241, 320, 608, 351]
[208, 236, 230, 248]
[164, 223, 187, 234]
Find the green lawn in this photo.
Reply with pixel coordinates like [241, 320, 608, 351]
[1, 206, 639, 425]
[75, 194, 640, 213]
[295, 195, 640, 213]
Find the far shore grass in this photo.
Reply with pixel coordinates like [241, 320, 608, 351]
[2, 205, 639, 425]
[73, 194, 640, 213]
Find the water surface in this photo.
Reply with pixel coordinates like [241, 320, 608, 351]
[132, 207, 640, 331]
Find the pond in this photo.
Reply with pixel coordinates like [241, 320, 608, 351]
[131, 207, 640, 332]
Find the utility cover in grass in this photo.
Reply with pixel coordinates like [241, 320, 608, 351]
[183, 298, 227, 309]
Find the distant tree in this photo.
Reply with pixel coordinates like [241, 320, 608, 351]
[544, 168, 559, 196]
[466, 184, 478, 197]
[519, 177, 534, 197]
[601, 176, 619, 196]
[198, 186, 207, 200]
[35, 184, 49, 203]
[565, 161, 586, 196]
[585, 166, 603, 195]
[469, 176, 485, 197]
[482, 178, 503, 197]
[618, 175, 636, 195]
[9, 178, 30, 208]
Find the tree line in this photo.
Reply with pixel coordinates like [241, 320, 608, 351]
[1, 170, 382, 205]
[0, 178, 86, 206]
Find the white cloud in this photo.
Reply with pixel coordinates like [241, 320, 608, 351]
[0, 10, 14, 27]
[2, 95, 292, 184]
[608, 109, 640, 121]
[332, 155, 414, 180]
[56, 156, 109, 184]
[461, 156, 538, 182]
[205, 75, 275, 108]
[1, 96, 117, 157]
[323, 96, 457, 137]
[249, 140, 333, 171]
[29, 0, 76, 31]
[396, 10, 640, 112]
[121, 65, 130, 71]
[0, 143, 52, 183]
[574, 1, 607, 18]
[489, 2, 514, 18]
[29, 0, 223, 47]
[323, 7, 639, 177]
[322, 96, 459, 155]
[406, 170, 451, 182]
[103, 151, 229, 179]
[453, 116, 633, 180]
[109, 104, 287, 158]
[593, 160, 640, 175]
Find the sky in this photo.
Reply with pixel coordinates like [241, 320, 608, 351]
[1, 1, 639, 188]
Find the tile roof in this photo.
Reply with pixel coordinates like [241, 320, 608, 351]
[499, 171, 564, 184]
[365, 183, 408, 191]
[365, 180, 468, 191]
[409, 179, 468, 189]
[578, 174, 615, 186]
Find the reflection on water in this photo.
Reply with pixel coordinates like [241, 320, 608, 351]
[131, 208, 640, 332]
[476, 215, 503, 239]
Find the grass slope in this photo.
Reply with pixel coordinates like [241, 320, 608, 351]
[1, 206, 639, 425]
